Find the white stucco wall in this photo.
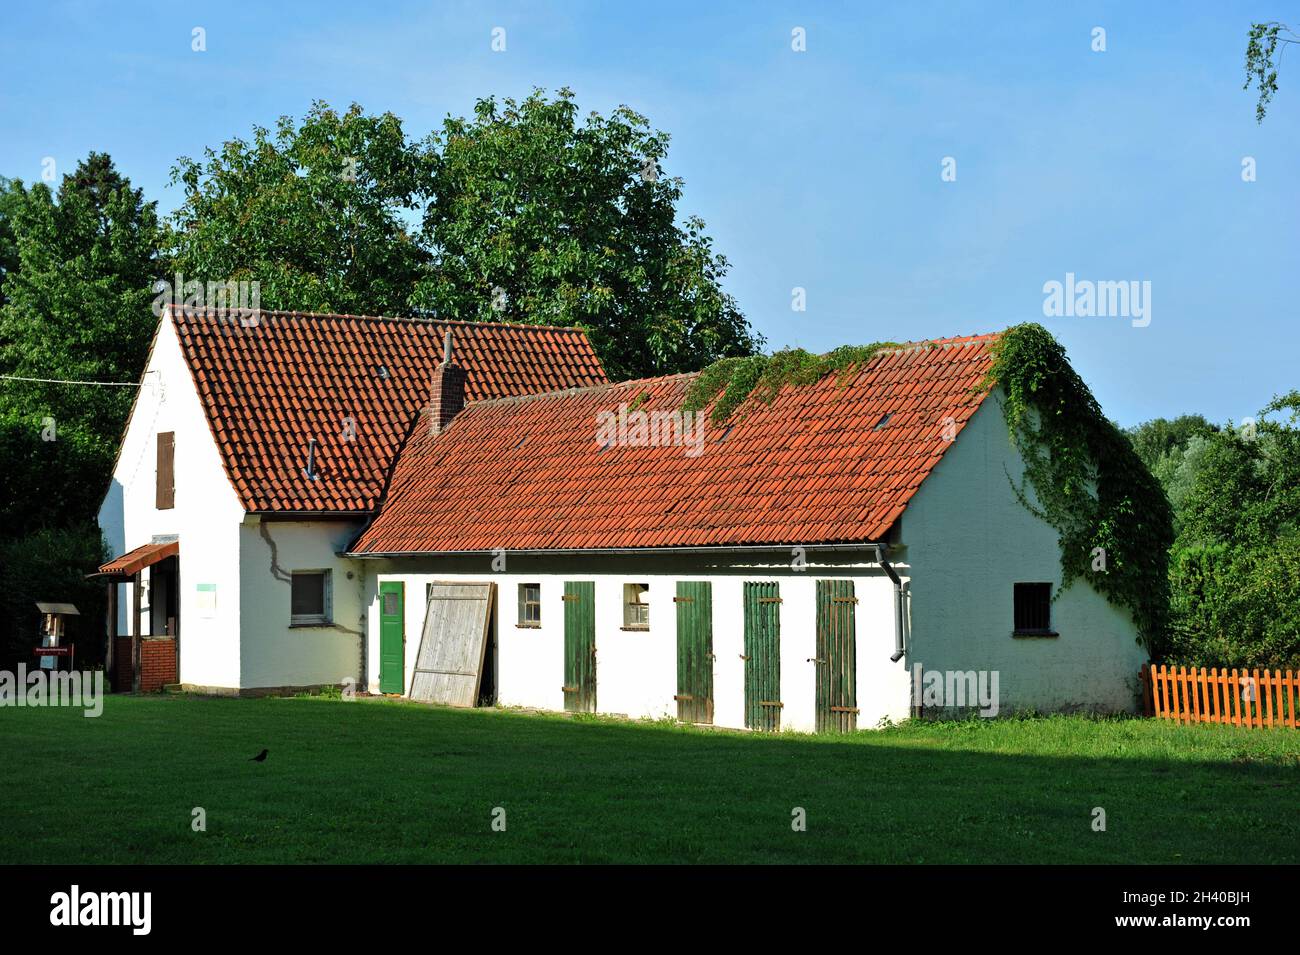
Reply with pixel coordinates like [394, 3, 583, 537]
[898, 395, 1148, 714]
[238, 518, 368, 689]
[96, 312, 245, 688]
[361, 553, 910, 732]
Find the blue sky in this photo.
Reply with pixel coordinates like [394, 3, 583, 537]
[1, 1, 1295, 426]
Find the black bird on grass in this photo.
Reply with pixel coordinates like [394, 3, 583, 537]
[249, 749, 268, 762]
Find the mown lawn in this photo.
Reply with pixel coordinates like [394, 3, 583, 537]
[2, 694, 1298, 864]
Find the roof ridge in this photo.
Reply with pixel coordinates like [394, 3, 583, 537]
[457, 371, 698, 411]
[872, 332, 1002, 357]
[164, 303, 590, 335]
[455, 330, 1003, 412]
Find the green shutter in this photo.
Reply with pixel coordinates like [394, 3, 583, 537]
[815, 579, 857, 732]
[743, 582, 782, 731]
[675, 581, 714, 724]
[378, 581, 405, 694]
[563, 581, 596, 712]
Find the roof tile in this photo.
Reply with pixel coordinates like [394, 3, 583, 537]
[170, 306, 606, 513]
[351, 333, 999, 553]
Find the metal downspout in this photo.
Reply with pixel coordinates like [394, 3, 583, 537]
[876, 544, 907, 662]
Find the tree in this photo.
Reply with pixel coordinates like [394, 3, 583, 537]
[1244, 21, 1298, 122]
[1160, 393, 1300, 668]
[417, 88, 761, 379]
[0, 153, 160, 508]
[0, 526, 106, 670]
[1125, 414, 1218, 473]
[166, 102, 436, 315]
[0, 153, 158, 668]
[0, 177, 24, 310]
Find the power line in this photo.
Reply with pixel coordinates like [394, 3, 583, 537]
[0, 374, 145, 387]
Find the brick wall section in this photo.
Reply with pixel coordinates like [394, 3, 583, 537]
[140, 639, 177, 692]
[114, 637, 177, 692]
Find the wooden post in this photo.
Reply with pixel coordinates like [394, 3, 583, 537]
[173, 557, 180, 689]
[131, 573, 141, 693]
[105, 582, 117, 680]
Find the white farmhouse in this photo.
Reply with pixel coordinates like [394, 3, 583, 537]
[93, 305, 605, 694]
[96, 308, 1149, 729]
[346, 332, 1147, 729]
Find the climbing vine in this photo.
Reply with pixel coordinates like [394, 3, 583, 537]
[682, 342, 899, 424]
[981, 323, 1173, 653]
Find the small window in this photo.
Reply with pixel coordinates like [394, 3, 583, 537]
[291, 570, 332, 626]
[1013, 582, 1054, 635]
[623, 583, 649, 629]
[156, 432, 175, 510]
[518, 583, 541, 627]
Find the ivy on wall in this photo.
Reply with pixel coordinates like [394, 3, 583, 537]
[681, 326, 1171, 653]
[982, 323, 1173, 653]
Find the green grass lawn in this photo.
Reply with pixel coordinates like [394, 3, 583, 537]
[2, 694, 1298, 864]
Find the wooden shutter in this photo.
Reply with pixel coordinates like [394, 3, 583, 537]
[156, 432, 175, 510]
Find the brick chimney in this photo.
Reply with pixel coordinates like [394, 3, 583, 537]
[429, 329, 466, 435]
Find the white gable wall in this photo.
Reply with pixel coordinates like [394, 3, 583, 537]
[97, 312, 245, 688]
[898, 395, 1147, 714]
[361, 553, 911, 731]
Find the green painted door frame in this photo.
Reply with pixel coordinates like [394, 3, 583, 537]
[675, 581, 714, 724]
[743, 582, 782, 731]
[378, 581, 405, 695]
[815, 579, 858, 732]
[563, 581, 596, 712]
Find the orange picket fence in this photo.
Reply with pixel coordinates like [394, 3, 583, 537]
[1141, 663, 1300, 729]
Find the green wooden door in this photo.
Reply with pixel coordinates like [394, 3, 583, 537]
[675, 581, 714, 724]
[815, 579, 858, 732]
[743, 582, 782, 731]
[562, 581, 596, 713]
[379, 581, 405, 695]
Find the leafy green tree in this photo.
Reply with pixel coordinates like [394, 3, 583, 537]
[0, 153, 156, 667]
[417, 88, 761, 379]
[0, 177, 25, 310]
[0, 525, 106, 670]
[1160, 393, 1300, 667]
[166, 102, 436, 315]
[1169, 537, 1300, 668]
[1244, 21, 1298, 122]
[0, 154, 160, 496]
[1150, 433, 1215, 521]
[1125, 414, 1218, 473]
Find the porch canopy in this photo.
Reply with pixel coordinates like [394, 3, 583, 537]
[90, 539, 180, 692]
[92, 539, 178, 579]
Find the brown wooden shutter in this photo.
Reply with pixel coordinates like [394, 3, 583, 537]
[156, 432, 175, 509]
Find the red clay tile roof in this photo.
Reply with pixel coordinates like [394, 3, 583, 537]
[170, 306, 607, 513]
[349, 333, 1000, 553]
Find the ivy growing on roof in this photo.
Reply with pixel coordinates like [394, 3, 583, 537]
[981, 323, 1174, 653]
[682, 342, 900, 425]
